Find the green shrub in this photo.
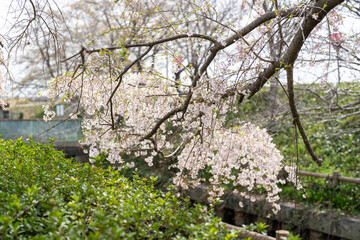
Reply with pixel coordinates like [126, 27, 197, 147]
[273, 120, 360, 216]
[0, 138, 238, 239]
[280, 179, 360, 217]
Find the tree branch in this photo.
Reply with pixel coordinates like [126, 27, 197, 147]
[107, 46, 153, 105]
[239, 0, 345, 102]
[140, 8, 302, 140]
[286, 67, 323, 166]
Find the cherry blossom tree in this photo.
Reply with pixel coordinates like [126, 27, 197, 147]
[3, 0, 357, 212]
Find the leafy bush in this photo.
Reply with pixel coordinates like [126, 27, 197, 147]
[242, 222, 269, 235]
[0, 138, 239, 239]
[273, 122, 360, 178]
[273, 120, 360, 216]
[280, 179, 360, 217]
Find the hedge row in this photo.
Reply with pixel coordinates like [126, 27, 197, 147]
[0, 138, 238, 239]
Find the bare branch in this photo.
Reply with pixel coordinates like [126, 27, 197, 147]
[239, 0, 345, 102]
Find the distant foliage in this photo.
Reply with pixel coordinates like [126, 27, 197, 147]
[222, 85, 360, 215]
[0, 138, 239, 239]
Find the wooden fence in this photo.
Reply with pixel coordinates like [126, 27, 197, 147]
[298, 170, 360, 185]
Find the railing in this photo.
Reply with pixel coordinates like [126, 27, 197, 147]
[298, 170, 360, 185]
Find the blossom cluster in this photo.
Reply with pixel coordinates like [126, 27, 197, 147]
[43, 49, 300, 213]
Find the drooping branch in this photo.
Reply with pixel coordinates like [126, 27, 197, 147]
[229, 0, 344, 166]
[286, 66, 323, 166]
[9, 0, 37, 52]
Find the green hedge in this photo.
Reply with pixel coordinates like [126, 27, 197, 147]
[0, 138, 238, 239]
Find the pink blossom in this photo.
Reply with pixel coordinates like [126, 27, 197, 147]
[174, 56, 183, 66]
[330, 32, 345, 46]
